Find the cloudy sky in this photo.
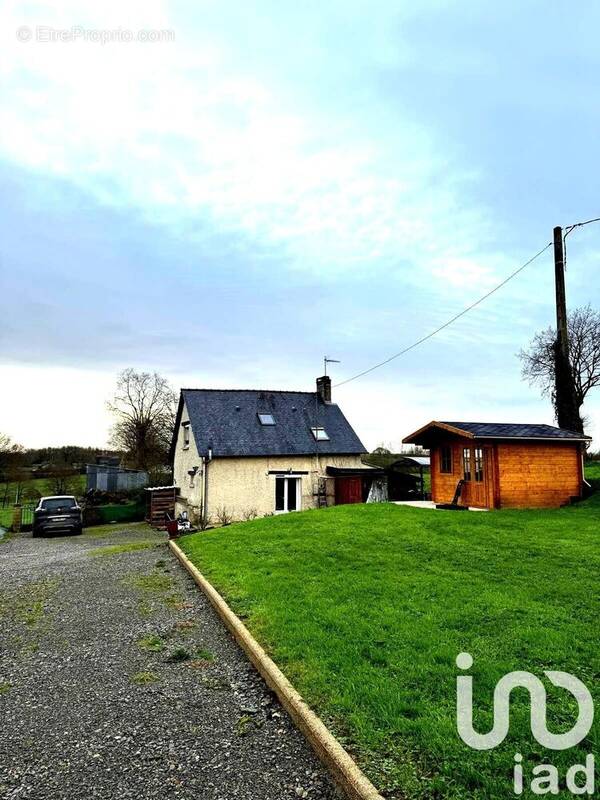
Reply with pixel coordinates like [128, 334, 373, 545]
[1, 1, 599, 450]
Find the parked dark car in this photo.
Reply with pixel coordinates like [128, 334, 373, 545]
[32, 496, 83, 537]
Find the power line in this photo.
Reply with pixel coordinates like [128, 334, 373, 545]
[334, 241, 552, 388]
[565, 216, 600, 235]
[563, 215, 600, 270]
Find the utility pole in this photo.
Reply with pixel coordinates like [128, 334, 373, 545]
[553, 226, 582, 432]
[554, 226, 569, 363]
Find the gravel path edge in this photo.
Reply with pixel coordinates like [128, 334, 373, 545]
[168, 540, 385, 800]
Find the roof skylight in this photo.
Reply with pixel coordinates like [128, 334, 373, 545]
[258, 413, 275, 426]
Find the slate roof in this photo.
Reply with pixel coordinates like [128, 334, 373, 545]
[174, 389, 366, 458]
[404, 420, 591, 443]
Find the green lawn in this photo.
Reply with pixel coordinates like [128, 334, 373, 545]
[585, 460, 600, 483]
[179, 487, 600, 799]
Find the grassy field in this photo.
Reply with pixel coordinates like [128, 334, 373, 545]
[0, 508, 12, 529]
[585, 460, 600, 482]
[0, 474, 87, 530]
[0, 474, 86, 505]
[179, 483, 600, 799]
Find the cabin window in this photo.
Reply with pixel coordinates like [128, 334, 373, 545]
[275, 476, 300, 513]
[474, 448, 484, 482]
[182, 422, 190, 449]
[463, 447, 472, 482]
[440, 446, 452, 473]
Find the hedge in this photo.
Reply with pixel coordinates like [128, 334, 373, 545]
[83, 501, 145, 527]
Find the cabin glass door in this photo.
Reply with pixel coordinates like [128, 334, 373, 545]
[461, 445, 492, 507]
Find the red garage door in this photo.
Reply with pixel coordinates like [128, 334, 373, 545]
[335, 477, 363, 505]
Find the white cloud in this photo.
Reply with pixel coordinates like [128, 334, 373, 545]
[0, 0, 496, 285]
[4, 2, 595, 449]
[431, 256, 498, 289]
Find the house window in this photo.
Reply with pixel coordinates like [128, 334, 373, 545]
[275, 476, 300, 513]
[474, 448, 484, 482]
[440, 446, 452, 474]
[463, 447, 472, 482]
[311, 427, 330, 441]
[258, 413, 275, 425]
[182, 423, 190, 449]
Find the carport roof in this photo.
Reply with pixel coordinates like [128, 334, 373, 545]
[391, 456, 430, 469]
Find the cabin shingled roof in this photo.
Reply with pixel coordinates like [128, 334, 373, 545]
[441, 422, 590, 440]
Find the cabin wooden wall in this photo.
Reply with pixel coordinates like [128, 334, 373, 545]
[430, 439, 469, 505]
[496, 442, 581, 508]
[431, 439, 582, 509]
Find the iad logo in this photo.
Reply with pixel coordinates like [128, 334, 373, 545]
[456, 652, 594, 750]
[456, 653, 596, 795]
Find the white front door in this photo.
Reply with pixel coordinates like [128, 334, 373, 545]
[275, 476, 301, 513]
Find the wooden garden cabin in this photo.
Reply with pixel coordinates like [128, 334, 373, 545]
[403, 422, 591, 509]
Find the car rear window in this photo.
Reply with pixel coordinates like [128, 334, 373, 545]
[41, 498, 77, 512]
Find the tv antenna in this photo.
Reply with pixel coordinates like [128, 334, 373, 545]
[324, 356, 341, 376]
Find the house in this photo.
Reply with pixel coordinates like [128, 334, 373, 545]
[402, 421, 591, 509]
[171, 376, 378, 522]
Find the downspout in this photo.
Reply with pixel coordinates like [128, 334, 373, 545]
[315, 391, 320, 499]
[203, 447, 213, 525]
[581, 445, 591, 495]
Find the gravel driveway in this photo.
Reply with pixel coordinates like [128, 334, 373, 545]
[0, 525, 339, 800]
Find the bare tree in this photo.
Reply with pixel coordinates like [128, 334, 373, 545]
[44, 465, 80, 497]
[0, 433, 26, 503]
[0, 432, 24, 469]
[108, 369, 177, 470]
[0, 432, 11, 456]
[519, 305, 600, 427]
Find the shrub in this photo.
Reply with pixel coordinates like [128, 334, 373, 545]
[188, 503, 212, 530]
[215, 506, 232, 526]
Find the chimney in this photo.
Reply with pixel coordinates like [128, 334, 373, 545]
[316, 375, 332, 403]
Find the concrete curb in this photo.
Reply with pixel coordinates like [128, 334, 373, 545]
[169, 540, 385, 800]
